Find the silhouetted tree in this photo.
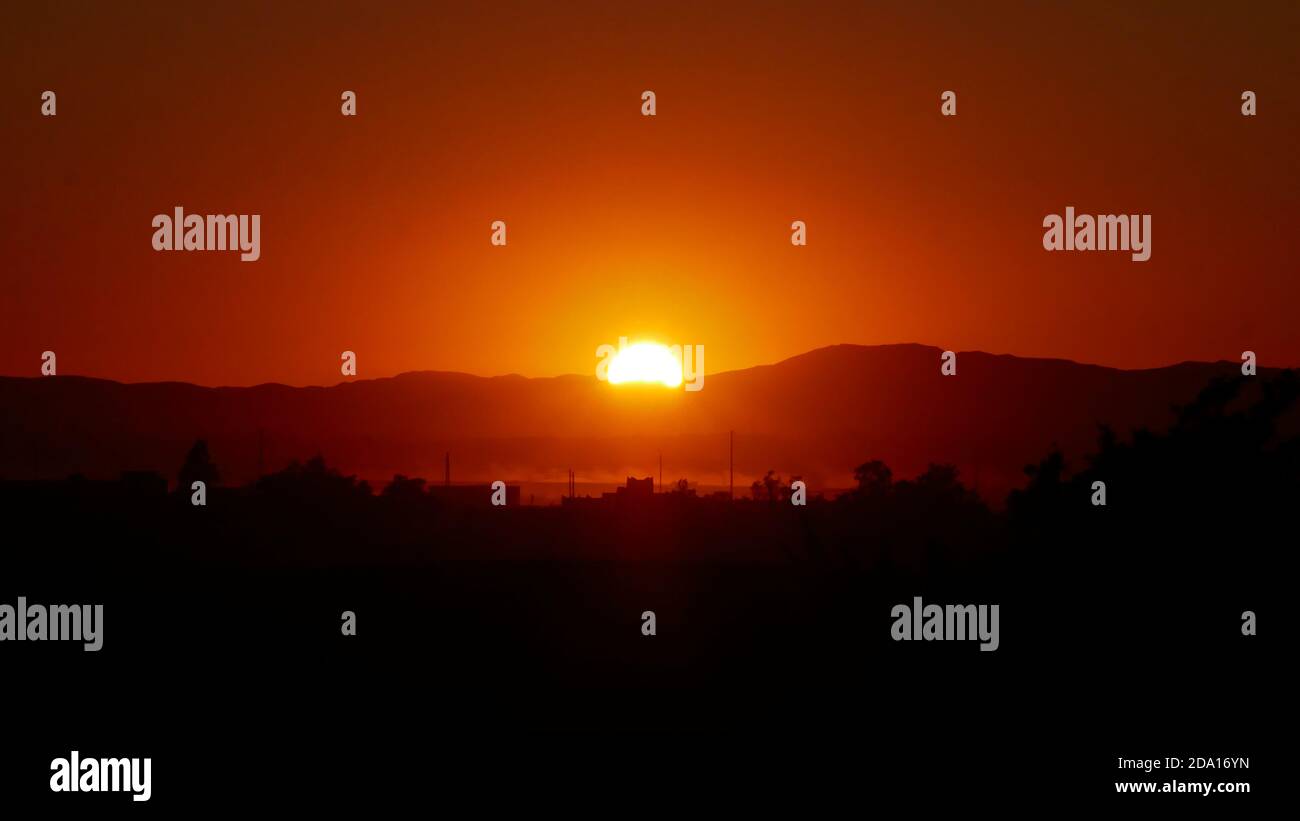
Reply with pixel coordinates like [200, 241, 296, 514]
[178, 439, 220, 492]
[914, 463, 965, 501]
[853, 460, 892, 497]
[1004, 369, 1300, 593]
[253, 453, 370, 502]
[383, 474, 427, 502]
[750, 470, 788, 503]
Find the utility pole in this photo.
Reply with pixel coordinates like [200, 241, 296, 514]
[445, 451, 450, 487]
[729, 430, 734, 500]
[658, 452, 662, 493]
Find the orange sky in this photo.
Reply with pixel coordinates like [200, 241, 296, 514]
[2, 1, 1298, 386]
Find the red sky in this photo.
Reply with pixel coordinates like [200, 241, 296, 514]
[2, 1, 1298, 386]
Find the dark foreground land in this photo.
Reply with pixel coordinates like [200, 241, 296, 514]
[0, 373, 1289, 808]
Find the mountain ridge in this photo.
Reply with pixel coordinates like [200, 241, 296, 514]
[0, 342, 1265, 390]
[0, 344, 1283, 502]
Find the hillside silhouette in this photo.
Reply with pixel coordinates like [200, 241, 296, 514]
[0, 344, 1276, 503]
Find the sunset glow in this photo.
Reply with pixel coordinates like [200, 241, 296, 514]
[3, 4, 1296, 388]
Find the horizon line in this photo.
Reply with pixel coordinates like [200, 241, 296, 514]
[0, 342, 1278, 391]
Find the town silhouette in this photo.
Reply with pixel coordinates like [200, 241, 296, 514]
[2, 367, 1287, 755]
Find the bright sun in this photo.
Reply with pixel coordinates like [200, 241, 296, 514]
[607, 342, 683, 387]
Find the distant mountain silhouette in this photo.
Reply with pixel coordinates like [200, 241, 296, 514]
[0, 344, 1281, 500]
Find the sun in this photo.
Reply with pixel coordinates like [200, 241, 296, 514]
[607, 342, 683, 387]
